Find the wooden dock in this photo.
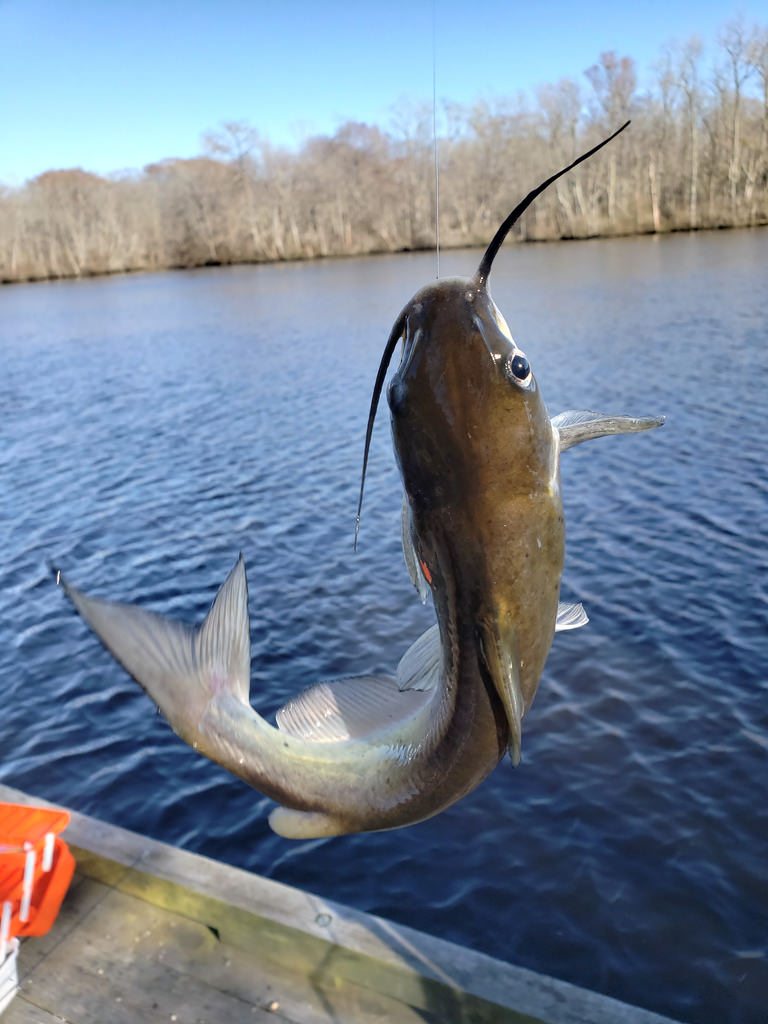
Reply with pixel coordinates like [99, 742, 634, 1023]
[0, 783, 684, 1024]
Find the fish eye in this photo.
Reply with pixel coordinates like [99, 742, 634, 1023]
[505, 352, 531, 385]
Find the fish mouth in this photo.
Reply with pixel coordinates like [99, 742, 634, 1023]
[476, 617, 524, 766]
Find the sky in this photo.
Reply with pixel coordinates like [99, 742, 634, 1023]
[1, 0, 764, 185]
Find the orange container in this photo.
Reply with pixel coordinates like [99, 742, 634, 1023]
[0, 804, 70, 853]
[0, 803, 75, 950]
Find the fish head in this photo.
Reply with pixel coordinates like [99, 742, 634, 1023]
[387, 276, 554, 522]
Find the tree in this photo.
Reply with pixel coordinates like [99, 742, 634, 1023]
[747, 25, 768, 195]
[585, 52, 638, 222]
[717, 16, 753, 209]
[1, 17, 766, 285]
[678, 36, 704, 227]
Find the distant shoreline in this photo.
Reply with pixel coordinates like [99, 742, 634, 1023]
[5, 34, 768, 289]
[3, 220, 766, 287]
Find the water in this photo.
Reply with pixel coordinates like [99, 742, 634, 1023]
[1, 230, 766, 1024]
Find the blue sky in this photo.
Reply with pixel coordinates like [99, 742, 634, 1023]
[1, 0, 763, 185]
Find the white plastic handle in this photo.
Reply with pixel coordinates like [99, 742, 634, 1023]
[42, 832, 55, 872]
[1, 901, 11, 962]
[19, 849, 36, 923]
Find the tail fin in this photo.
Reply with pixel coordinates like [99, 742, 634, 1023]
[57, 556, 251, 746]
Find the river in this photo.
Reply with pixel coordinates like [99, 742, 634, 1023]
[1, 229, 766, 1023]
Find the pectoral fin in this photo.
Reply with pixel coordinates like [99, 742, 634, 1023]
[401, 494, 429, 604]
[556, 602, 588, 630]
[553, 410, 664, 451]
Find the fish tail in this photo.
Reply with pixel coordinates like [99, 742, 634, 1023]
[57, 556, 253, 750]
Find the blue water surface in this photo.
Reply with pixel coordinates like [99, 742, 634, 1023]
[1, 229, 766, 1024]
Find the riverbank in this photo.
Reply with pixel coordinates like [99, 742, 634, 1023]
[1, 218, 766, 287]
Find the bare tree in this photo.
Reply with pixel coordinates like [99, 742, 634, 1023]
[747, 25, 768, 199]
[717, 16, 754, 210]
[678, 36, 704, 227]
[585, 52, 638, 222]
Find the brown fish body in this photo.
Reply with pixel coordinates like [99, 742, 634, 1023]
[390, 280, 565, 750]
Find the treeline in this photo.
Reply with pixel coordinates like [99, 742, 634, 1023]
[1, 18, 767, 283]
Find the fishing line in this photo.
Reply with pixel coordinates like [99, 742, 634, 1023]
[432, 0, 440, 278]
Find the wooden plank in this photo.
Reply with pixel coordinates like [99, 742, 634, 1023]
[15, 873, 111, 975]
[0, 784, 683, 1024]
[134, 898, 441, 1024]
[16, 879, 434, 1024]
[16, 886, 279, 1024]
[3, 995, 68, 1023]
[82, 854, 536, 1023]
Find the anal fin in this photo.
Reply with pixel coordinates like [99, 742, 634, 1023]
[275, 674, 431, 743]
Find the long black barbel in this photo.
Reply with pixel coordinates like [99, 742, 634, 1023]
[354, 121, 630, 547]
[475, 120, 630, 286]
[354, 312, 407, 550]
